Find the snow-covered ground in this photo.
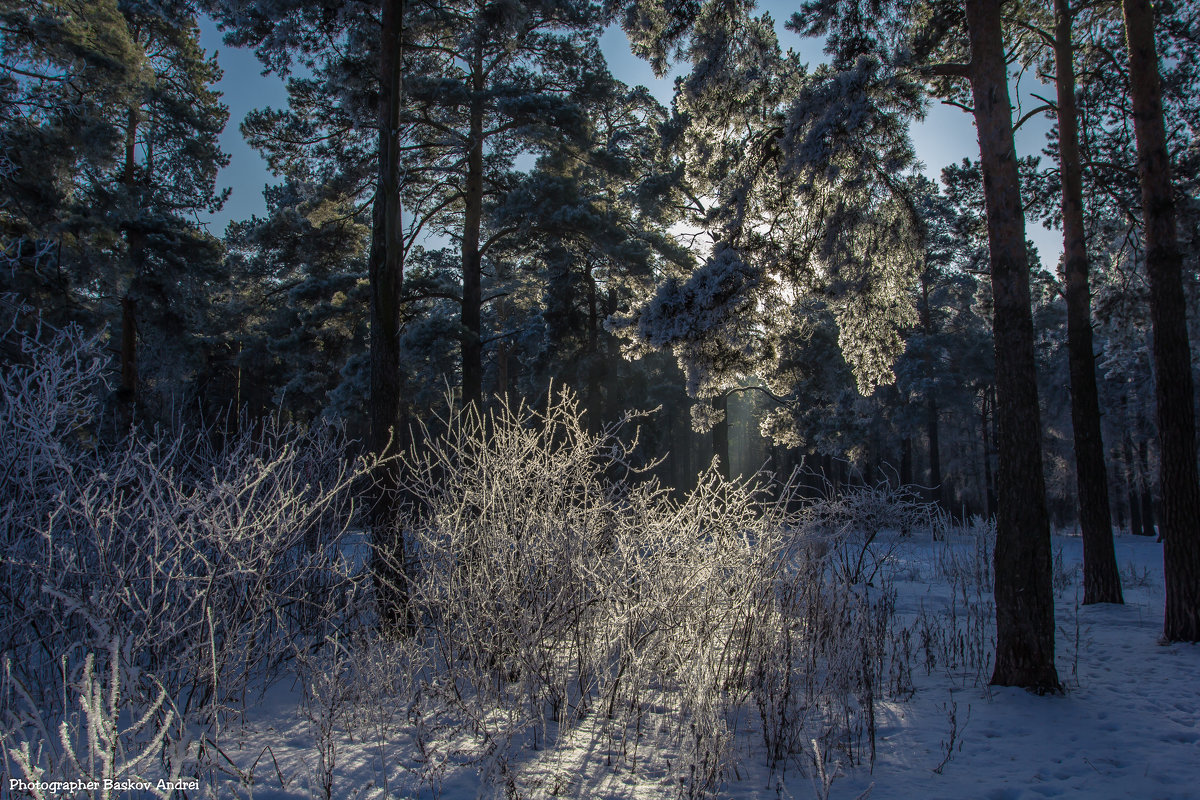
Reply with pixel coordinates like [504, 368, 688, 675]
[204, 531, 1198, 800]
[832, 533, 1199, 800]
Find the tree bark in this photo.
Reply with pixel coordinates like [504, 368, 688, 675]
[927, 395, 943, 506]
[119, 294, 138, 415]
[1123, 0, 1200, 640]
[1054, 0, 1122, 604]
[964, 0, 1059, 690]
[495, 338, 511, 405]
[586, 266, 603, 432]
[1139, 437, 1157, 538]
[460, 41, 485, 410]
[1125, 432, 1143, 534]
[119, 104, 142, 426]
[369, 0, 409, 629]
[919, 270, 944, 507]
[981, 388, 996, 519]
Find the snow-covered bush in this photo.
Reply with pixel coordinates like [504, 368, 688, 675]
[0, 306, 368, 761]
[748, 562, 900, 774]
[790, 472, 934, 586]
[0, 303, 931, 797]
[932, 515, 995, 592]
[399, 392, 775, 787]
[1, 638, 189, 800]
[386, 389, 914, 796]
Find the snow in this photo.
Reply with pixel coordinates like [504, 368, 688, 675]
[833, 533, 1199, 800]
[199, 532, 1198, 800]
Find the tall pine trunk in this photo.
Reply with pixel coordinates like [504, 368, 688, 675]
[1125, 432, 1143, 535]
[460, 42, 485, 410]
[964, 0, 1059, 690]
[1123, 0, 1200, 641]
[119, 105, 142, 426]
[713, 392, 730, 480]
[369, 0, 409, 628]
[495, 339, 512, 404]
[919, 270, 943, 507]
[981, 389, 996, 519]
[1054, 0, 1122, 604]
[1139, 437, 1157, 539]
[119, 294, 138, 419]
[927, 395, 943, 505]
[586, 267, 603, 432]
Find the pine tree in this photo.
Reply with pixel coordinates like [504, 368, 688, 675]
[106, 1, 229, 420]
[614, 1, 926, 457]
[992, 0, 1125, 604]
[488, 83, 687, 426]
[399, 0, 610, 408]
[1122, 0, 1200, 642]
[0, 0, 138, 316]
[368, 0, 409, 626]
[795, 0, 1067, 688]
[223, 178, 370, 422]
[1052, 0, 1122, 603]
[960, 0, 1058, 690]
[1, 0, 228, 421]
[207, 0, 415, 622]
[897, 175, 993, 510]
[210, 0, 621, 621]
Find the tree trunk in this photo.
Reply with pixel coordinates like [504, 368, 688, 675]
[1123, 0, 1200, 640]
[1125, 433, 1143, 535]
[1055, 0, 1122, 604]
[369, 0, 409, 629]
[119, 104, 142, 426]
[1139, 437, 1157, 539]
[964, 0, 1059, 690]
[944, 475, 958, 519]
[919, 271, 944, 507]
[460, 42, 485, 410]
[119, 294, 138, 418]
[981, 388, 997, 519]
[496, 338, 511, 405]
[713, 392, 730, 480]
[927, 396, 943, 506]
[900, 436, 913, 487]
[586, 266, 603, 432]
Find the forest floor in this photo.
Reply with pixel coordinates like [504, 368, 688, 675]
[831, 532, 1199, 800]
[213, 532, 1199, 800]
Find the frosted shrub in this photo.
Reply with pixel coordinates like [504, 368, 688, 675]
[0, 306, 106, 492]
[748, 556, 899, 774]
[1, 638, 190, 800]
[397, 392, 785, 794]
[9, 422, 365, 720]
[392, 389, 912, 795]
[932, 515, 995, 591]
[1, 311, 109, 682]
[1, 304, 925, 796]
[0, 309, 368, 746]
[792, 473, 933, 586]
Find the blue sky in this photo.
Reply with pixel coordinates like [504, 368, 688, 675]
[198, 5, 1062, 265]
